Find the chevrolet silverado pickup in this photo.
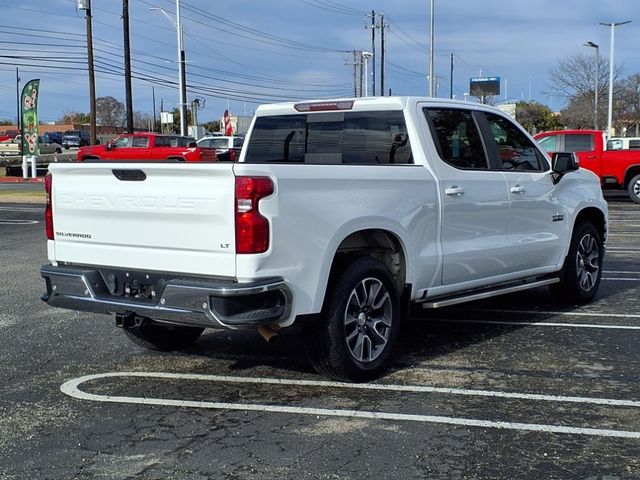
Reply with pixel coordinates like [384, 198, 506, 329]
[77, 132, 217, 162]
[534, 129, 640, 203]
[41, 97, 608, 381]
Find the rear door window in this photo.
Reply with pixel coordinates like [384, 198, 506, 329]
[244, 111, 412, 165]
[131, 137, 149, 148]
[424, 108, 489, 170]
[564, 134, 593, 152]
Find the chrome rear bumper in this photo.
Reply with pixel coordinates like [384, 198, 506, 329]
[40, 264, 292, 329]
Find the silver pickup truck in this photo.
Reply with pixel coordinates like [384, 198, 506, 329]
[0, 135, 63, 157]
[40, 97, 608, 381]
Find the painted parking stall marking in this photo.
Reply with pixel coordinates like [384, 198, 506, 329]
[61, 372, 640, 439]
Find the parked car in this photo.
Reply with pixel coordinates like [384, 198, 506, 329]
[42, 97, 607, 381]
[0, 135, 63, 156]
[62, 130, 91, 149]
[77, 132, 216, 162]
[196, 135, 244, 161]
[606, 137, 640, 150]
[534, 129, 640, 203]
[0, 129, 20, 142]
[44, 131, 64, 144]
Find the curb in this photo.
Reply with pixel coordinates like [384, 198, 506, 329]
[0, 177, 44, 184]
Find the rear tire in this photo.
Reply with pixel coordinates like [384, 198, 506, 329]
[550, 221, 603, 304]
[304, 256, 401, 382]
[627, 173, 640, 204]
[123, 322, 204, 351]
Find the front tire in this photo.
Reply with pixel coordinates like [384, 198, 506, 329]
[551, 221, 603, 304]
[123, 322, 204, 351]
[627, 173, 640, 204]
[304, 256, 401, 382]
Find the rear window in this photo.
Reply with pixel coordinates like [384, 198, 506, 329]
[244, 111, 412, 165]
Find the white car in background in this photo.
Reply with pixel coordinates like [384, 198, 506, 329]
[196, 135, 244, 161]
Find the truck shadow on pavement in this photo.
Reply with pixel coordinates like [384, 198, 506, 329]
[179, 281, 633, 380]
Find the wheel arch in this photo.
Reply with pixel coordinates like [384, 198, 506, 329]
[327, 228, 408, 299]
[573, 206, 607, 245]
[623, 165, 640, 188]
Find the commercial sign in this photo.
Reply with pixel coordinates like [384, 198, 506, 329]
[21, 79, 40, 156]
[470, 76, 500, 97]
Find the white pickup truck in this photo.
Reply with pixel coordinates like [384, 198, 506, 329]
[41, 97, 608, 381]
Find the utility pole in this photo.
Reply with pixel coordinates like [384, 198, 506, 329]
[380, 15, 385, 96]
[345, 50, 358, 97]
[78, 0, 97, 145]
[353, 50, 357, 97]
[449, 53, 453, 99]
[176, 0, 187, 136]
[428, 0, 435, 97]
[359, 51, 364, 97]
[15, 67, 20, 130]
[371, 10, 375, 97]
[152, 86, 157, 133]
[123, 0, 134, 133]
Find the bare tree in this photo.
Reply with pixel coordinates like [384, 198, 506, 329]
[548, 52, 616, 101]
[59, 110, 90, 124]
[133, 111, 153, 131]
[96, 96, 125, 127]
[618, 73, 640, 136]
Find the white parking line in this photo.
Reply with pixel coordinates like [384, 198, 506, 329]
[61, 372, 640, 439]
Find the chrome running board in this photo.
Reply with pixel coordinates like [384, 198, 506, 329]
[421, 278, 560, 309]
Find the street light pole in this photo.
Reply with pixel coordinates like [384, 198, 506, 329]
[600, 20, 630, 137]
[151, 3, 187, 136]
[362, 51, 372, 97]
[428, 0, 435, 96]
[584, 41, 599, 130]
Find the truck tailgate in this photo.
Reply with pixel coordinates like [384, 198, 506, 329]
[48, 162, 236, 277]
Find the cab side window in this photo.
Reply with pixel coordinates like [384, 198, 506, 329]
[485, 113, 545, 171]
[112, 136, 130, 148]
[537, 135, 557, 153]
[424, 108, 489, 170]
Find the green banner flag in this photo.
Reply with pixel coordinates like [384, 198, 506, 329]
[21, 79, 40, 156]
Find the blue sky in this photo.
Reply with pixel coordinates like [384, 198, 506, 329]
[0, 0, 638, 126]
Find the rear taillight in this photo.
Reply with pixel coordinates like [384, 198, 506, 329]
[235, 176, 273, 254]
[44, 173, 54, 240]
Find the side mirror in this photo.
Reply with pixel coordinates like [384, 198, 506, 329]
[188, 141, 197, 148]
[106, 142, 113, 150]
[551, 152, 579, 184]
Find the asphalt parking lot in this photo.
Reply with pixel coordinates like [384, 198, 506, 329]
[0, 195, 638, 479]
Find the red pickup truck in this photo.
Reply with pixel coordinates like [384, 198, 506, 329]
[77, 133, 217, 163]
[534, 129, 640, 204]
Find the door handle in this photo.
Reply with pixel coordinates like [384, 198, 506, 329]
[586, 155, 597, 159]
[510, 185, 526, 194]
[445, 186, 464, 196]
